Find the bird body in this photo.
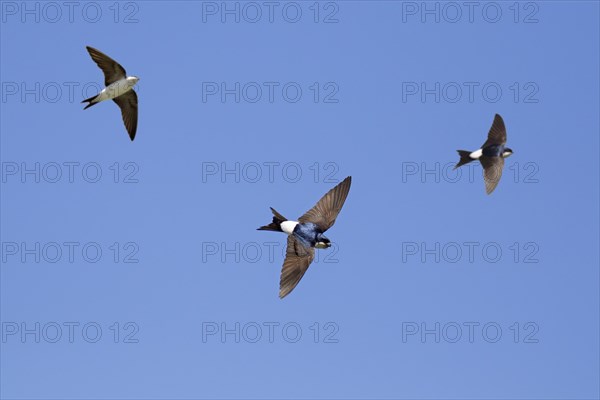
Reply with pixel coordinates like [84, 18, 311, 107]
[85, 77, 139, 105]
[264, 216, 331, 248]
[482, 143, 507, 158]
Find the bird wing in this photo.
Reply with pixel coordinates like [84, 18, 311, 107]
[86, 46, 127, 86]
[480, 156, 505, 195]
[279, 235, 315, 299]
[113, 90, 138, 141]
[298, 176, 352, 232]
[481, 114, 507, 148]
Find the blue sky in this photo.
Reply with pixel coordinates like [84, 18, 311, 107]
[1, 1, 599, 399]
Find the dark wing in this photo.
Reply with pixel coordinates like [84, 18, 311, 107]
[279, 235, 315, 299]
[113, 90, 138, 141]
[480, 156, 505, 195]
[86, 46, 127, 86]
[298, 176, 352, 232]
[481, 114, 507, 148]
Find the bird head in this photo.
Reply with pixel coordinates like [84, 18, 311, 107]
[502, 148, 513, 158]
[315, 234, 331, 249]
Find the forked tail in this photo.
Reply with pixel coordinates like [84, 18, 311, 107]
[257, 207, 287, 232]
[454, 150, 474, 169]
[81, 95, 98, 110]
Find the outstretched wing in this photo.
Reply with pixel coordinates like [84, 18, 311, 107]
[298, 176, 352, 232]
[480, 156, 504, 195]
[481, 114, 507, 148]
[86, 46, 127, 86]
[113, 90, 138, 141]
[279, 235, 315, 299]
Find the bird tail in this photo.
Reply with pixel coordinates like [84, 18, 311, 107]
[81, 95, 98, 110]
[454, 150, 474, 169]
[257, 207, 287, 232]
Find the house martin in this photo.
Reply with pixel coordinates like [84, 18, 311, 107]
[454, 114, 513, 194]
[82, 46, 139, 141]
[258, 176, 352, 298]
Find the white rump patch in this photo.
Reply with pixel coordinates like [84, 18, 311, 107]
[469, 149, 483, 159]
[280, 221, 299, 235]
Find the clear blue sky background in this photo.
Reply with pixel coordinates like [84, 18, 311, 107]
[1, 1, 599, 399]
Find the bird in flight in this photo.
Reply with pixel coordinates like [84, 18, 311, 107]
[82, 46, 139, 141]
[258, 176, 352, 298]
[454, 114, 513, 194]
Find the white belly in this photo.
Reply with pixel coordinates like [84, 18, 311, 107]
[96, 79, 134, 102]
[469, 149, 483, 159]
[280, 221, 299, 235]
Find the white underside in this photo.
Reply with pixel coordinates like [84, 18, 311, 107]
[280, 221, 299, 235]
[469, 149, 483, 159]
[94, 78, 136, 102]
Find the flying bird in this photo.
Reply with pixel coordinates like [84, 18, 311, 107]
[82, 46, 139, 141]
[454, 114, 513, 194]
[258, 176, 352, 298]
